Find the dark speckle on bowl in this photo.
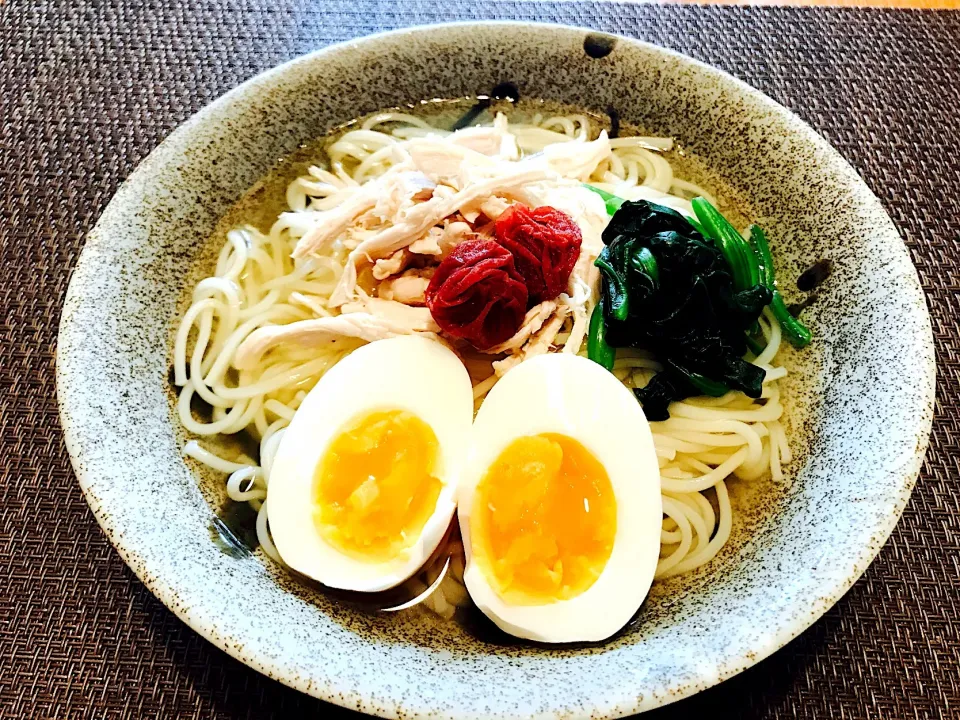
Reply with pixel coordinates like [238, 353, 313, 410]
[797, 258, 834, 292]
[583, 32, 618, 59]
[491, 81, 520, 102]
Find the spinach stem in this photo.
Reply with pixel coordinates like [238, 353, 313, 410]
[595, 251, 630, 321]
[691, 197, 761, 291]
[587, 299, 617, 370]
[748, 225, 812, 348]
[666, 359, 729, 397]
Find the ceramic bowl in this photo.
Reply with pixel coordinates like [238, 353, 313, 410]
[57, 22, 935, 718]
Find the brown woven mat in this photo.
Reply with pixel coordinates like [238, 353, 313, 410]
[1, 1, 958, 718]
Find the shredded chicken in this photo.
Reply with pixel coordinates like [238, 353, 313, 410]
[292, 167, 436, 259]
[292, 124, 607, 263]
[407, 142, 494, 187]
[408, 220, 472, 256]
[340, 295, 439, 331]
[540, 132, 611, 181]
[279, 119, 612, 367]
[492, 304, 571, 376]
[559, 283, 592, 355]
[519, 182, 608, 355]
[371, 171, 436, 223]
[448, 113, 519, 160]
[378, 269, 432, 305]
[373, 249, 411, 280]
[328, 164, 557, 306]
[233, 311, 438, 370]
[285, 188, 377, 259]
[408, 227, 445, 256]
[407, 114, 519, 184]
[486, 301, 557, 354]
[475, 196, 512, 222]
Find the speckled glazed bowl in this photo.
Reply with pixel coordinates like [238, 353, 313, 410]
[57, 22, 935, 719]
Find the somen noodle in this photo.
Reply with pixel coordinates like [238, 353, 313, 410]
[174, 106, 790, 617]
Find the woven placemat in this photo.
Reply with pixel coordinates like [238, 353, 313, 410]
[1, 1, 958, 718]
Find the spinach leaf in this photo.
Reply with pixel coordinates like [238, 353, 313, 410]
[595, 200, 772, 420]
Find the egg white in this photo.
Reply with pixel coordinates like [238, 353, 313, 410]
[459, 353, 662, 643]
[267, 335, 473, 592]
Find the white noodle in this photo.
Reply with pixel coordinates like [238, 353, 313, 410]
[175, 107, 790, 609]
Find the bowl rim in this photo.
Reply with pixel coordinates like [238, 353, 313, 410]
[56, 20, 936, 718]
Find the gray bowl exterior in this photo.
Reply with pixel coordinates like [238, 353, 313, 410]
[56, 22, 935, 719]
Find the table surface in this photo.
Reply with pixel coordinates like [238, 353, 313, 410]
[2, 2, 959, 719]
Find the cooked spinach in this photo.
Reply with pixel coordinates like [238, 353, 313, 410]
[587, 298, 617, 371]
[747, 225, 812, 348]
[691, 197, 762, 292]
[593, 200, 773, 420]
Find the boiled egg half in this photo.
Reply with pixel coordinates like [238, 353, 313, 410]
[459, 353, 662, 643]
[268, 335, 473, 592]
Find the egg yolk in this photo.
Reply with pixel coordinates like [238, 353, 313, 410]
[313, 410, 442, 562]
[473, 434, 617, 605]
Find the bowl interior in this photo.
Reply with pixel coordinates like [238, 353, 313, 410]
[57, 22, 934, 719]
